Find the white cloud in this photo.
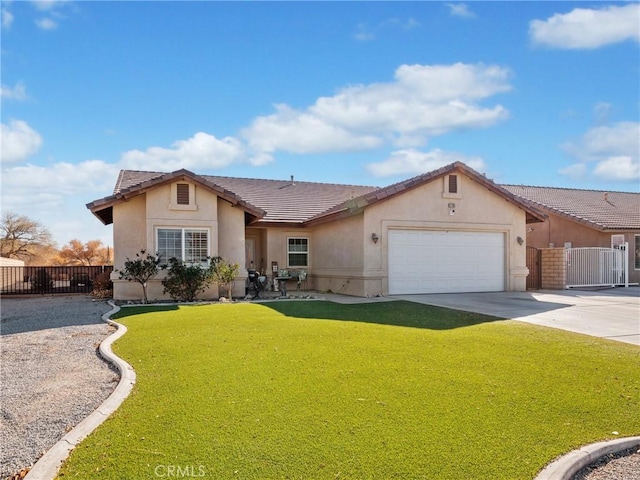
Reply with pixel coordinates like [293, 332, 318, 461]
[28, 1, 73, 30]
[560, 122, 640, 184]
[593, 156, 639, 182]
[354, 22, 374, 42]
[119, 131, 252, 171]
[354, 17, 420, 42]
[382, 17, 421, 30]
[558, 163, 587, 182]
[530, 4, 640, 49]
[1, 81, 27, 100]
[593, 102, 612, 125]
[1, 159, 118, 246]
[2, 159, 118, 196]
[446, 3, 476, 19]
[243, 63, 510, 156]
[563, 122, 640, 162]
[1, 7, 14, 28]
[35, 17, 57, 30]
[243, 104, 382, 154]
[30, 0, 69, 11]
[367, 148, 486, 177]
[0, 120, 43, 163]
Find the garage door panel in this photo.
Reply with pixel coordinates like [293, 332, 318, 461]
[388, 230, 505, 294]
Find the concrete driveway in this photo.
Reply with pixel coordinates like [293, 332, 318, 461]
[391, 287, 640, 345]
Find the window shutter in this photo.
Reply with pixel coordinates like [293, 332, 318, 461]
[176, 184, 190, 205]
[448, 175, 458, 194]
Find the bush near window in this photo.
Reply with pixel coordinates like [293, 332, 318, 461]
[211, 260, 240, 299]
[161, 256, 240, 302]
[117, 250, 162, 304]
[161, 257, 219, 302]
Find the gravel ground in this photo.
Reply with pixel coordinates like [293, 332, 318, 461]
[572, 448, 640, 480]
[0, 295, 118, 479]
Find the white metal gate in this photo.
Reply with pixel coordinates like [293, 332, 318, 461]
[565, 244, 628, 288]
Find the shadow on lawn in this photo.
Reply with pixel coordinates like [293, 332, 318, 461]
[263, 300, 504, 331]
[112, 304, 179, 319]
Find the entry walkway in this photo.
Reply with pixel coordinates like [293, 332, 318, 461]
[391, 287, 640, 345]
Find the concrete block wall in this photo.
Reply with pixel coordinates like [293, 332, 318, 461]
[540, 247, 566, 290]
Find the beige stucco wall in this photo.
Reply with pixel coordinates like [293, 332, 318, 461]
[217, 198, 248, 297]
[365, 174, 529, 295]
[112, 182, 248, 301]
[259, 227, 311, 292]
[301, 173, 530, 297]
[110, 173, 532, 300]
[310, 214, 365, 296]
[113, 194, 147, 270]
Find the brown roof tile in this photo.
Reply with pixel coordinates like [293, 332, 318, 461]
[112, 170, 377, 224]
[90, 164, 549, 227]
[502, 185, 640, 230]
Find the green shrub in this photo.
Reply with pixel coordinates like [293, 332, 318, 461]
[161, 257, 218, 302]
[211, 259, 240, 299]
[117, 250, 161, 303]
[91, 271, 113, 298]
[93, 271, 113, 291]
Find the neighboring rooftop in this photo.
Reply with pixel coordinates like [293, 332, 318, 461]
[502, 185, 640, 230]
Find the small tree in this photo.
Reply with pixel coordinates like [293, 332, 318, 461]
[212, 260, 240, 299]
[58, 239, 112, 266]
[117, 250, 161, 303]
[1, 212, 55, 260]
[161, 257, 218, 302]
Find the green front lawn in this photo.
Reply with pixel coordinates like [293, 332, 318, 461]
[58, 301, 640, 479]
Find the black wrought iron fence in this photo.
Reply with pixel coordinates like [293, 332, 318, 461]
[0, 265, 113, 295]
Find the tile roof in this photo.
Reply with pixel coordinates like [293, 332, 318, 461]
[111, 170, 378, 224]
[502, 185, 640, 230]
[88, 163, 549, 226]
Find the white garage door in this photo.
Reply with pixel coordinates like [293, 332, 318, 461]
[388, 230, 505, 294]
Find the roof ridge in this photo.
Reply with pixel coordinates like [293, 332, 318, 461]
[201, 173, 378, 190]
[501, 184, 639, 194]
[118, 169, 377, 190]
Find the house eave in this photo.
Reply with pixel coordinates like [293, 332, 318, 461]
[306, 162, 547, 225]
[86, 169, 267, 225]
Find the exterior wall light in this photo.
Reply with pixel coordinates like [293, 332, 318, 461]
[371, 233, 379, 244]
[517, 236, 524, 245]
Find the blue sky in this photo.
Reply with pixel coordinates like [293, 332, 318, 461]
[1, 1, 639, 248]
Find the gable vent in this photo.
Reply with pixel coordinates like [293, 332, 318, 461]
[176, 183, 190, 205]
[448, 175, 458, 194]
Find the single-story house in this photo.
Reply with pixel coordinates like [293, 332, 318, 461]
[87, 162, 547, 301]
[503, 185, 640, 286]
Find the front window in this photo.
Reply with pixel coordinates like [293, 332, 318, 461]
[635, 235, 640, 269]
[157, 228, 209, 264]
[288, 237, 308, 267]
